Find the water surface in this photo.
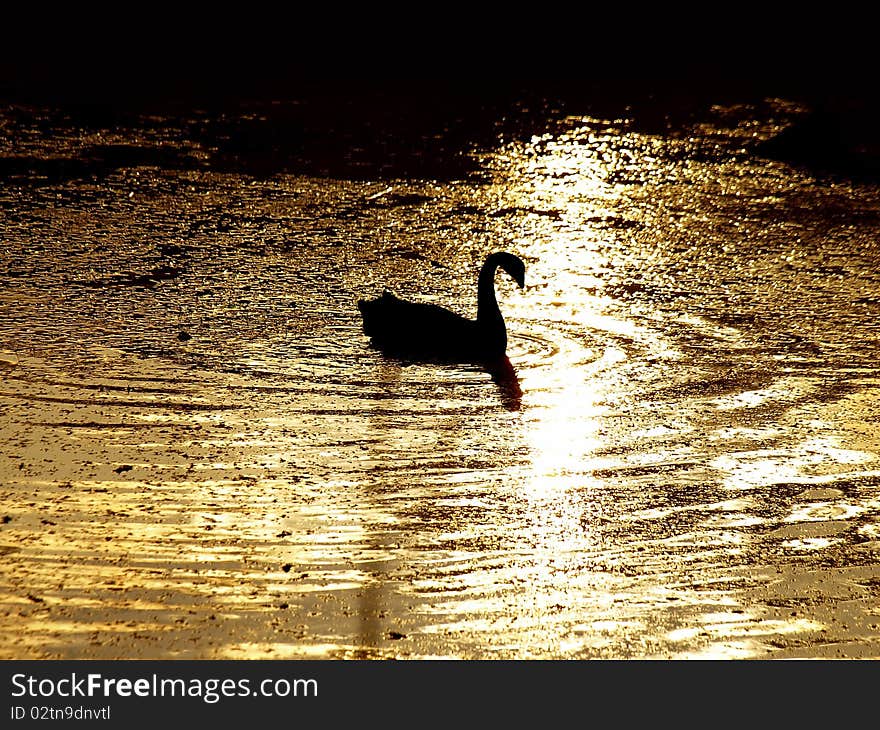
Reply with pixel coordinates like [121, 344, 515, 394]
[1, 95, 879, 658]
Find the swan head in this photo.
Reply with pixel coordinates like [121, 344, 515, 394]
[492, 251, 526, 289]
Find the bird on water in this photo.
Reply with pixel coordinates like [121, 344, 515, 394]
[357, 251, 526, 362]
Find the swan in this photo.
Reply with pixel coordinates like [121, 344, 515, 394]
[358, 251, 526, 361]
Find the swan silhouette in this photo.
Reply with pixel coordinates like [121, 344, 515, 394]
[358, 251, 526, 361]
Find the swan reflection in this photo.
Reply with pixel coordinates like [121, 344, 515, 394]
[486, 355, 522, 412]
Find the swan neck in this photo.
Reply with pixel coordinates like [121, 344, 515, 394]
[477, 260, 503, 326]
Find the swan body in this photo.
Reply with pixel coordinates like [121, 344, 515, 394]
[358, 251, 525, 361]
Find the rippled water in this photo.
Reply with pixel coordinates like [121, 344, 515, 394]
[2, 96, 880, 659]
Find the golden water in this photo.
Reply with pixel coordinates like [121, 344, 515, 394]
[1, 99, 879, 658]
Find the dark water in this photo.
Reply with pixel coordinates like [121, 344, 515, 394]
[1, 90, 880, 658]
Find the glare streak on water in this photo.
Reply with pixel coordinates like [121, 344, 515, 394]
[1, 100, 880, 659]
